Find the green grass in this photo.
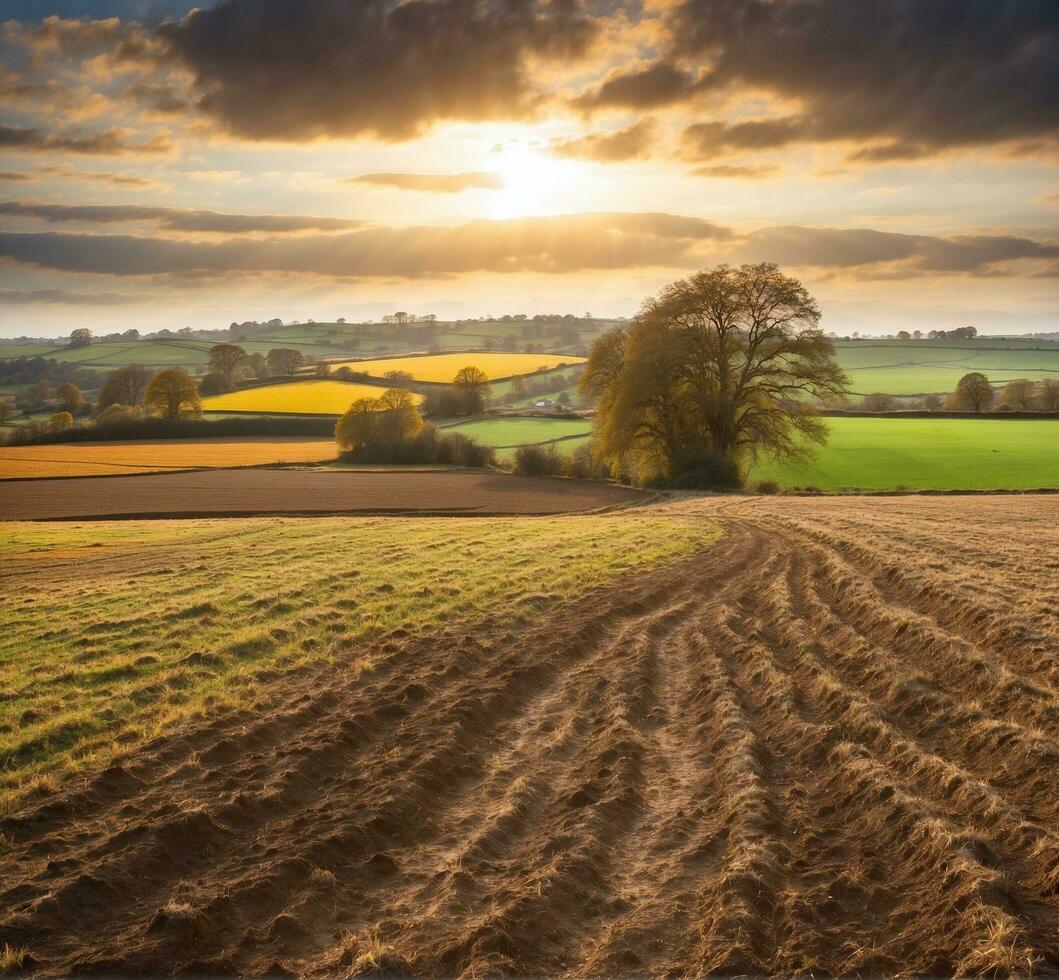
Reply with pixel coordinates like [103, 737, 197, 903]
[752, 417, 1059, 491]
[832, 340, 1059, 395]
[441, 416, 591, 447]
[0, 512, 718, 813]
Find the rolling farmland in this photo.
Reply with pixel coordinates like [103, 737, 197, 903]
[440, 415, 591, 448]
[328, 351, 585, 383]
[0, 495, 1056, 975]
[201, 380, 415, 415]
[753, 417, 1059, 490]
[0, 438, 335, 479]
[833, 340, 1059, 395]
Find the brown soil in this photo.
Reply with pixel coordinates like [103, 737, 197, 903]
[1, 494, 1057, 976]
[0, 469, 645, 520]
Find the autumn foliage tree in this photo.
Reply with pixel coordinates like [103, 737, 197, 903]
[335, 388, 422, 452]
[580, 263, 847, 487]
[144, 368, 202, 420]
[451, 366, 490, 416]
[97, 364, 152, 410]
[953, 372, 994, 413]
[55, 382, 85, 414]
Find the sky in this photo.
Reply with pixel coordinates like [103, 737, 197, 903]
[0, 0, 1056, 338]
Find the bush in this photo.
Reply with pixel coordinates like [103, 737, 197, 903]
[338, 422, 495, 467]
[562, 442, 608, 480]
[756, 478, 781, 495]
[512, 443, 563, 476]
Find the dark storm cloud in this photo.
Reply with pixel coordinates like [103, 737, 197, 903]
[595, 0, 1059, 160]
[156, 0, 600, 141]
[0, 212, 731, 278]
[348, 172, 504, 192]
[0, 201, 366, 232]
[0, 125, 171, 155]
[550, 119, 655, 162]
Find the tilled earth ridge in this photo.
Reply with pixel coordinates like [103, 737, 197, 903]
[1, 495, 1058, 977]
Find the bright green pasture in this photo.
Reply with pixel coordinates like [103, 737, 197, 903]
[752, 417, 1059, 490]
[441, 416, 591, 447]
[833, 340, 1059, 395]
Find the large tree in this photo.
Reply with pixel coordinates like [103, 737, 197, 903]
[144, 368, 201, 420]
[97, 364, 153, 410]
[335, 388, 421, 452]
[69, 328, 92, 348]
[954, 372, 994, 413]
[207, 343, 247, 386]
[580, 263, 847, 487]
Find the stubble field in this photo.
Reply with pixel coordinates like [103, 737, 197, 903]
[0, 495, 1056, 975]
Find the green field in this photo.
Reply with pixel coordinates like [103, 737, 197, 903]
[0, 512, 717, 812]
[752, 417, 1059, 490]
[441, 416, 591, 446]
[832, 340, 1059, 395]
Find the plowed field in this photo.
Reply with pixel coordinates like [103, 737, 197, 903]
[1, 495, 1057, 976]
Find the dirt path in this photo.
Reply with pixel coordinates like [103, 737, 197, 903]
[1, 497, 1057, 976]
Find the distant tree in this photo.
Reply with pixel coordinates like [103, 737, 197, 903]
[896, 330, 911, 340]
[0, 396, 13, 424]
[96, 403, 142, 427]
[122, 328, 140, 340]
[55, 382, 85, 413]
[198, 372, 230, 396]
[999, 378, 1037, 412]
[337, 317, 346, 324]
[20, 379, 54, 410]
[69, 328, 92, 348]
[859, 392, 897, 413]
[556, 390, 571, 407]
[313, 361, 331, 377]
[144, 368, 201, 419]
[207, 343, 246, 386]
[267, 348, 304, 376]
[451, 366, 491, 416]
[954, 372, 994, 413]
[98, 364, 152, 410]
[922, 393, 943, 411]
[511, 376, 526, 400]
[912, 330, 922, 340]
[383, 369, 414, 385]
[1038, 379, 1059, 412]
[335, 388, 421, 452]
[48, 411, 73, 432]
[245, 352, 269, 380]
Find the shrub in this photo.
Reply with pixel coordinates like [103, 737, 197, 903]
[512, 443, 563, 476]
[48, 411, 73, 432]
[337, 421, 495, 467]
[756, 478, 781, 495]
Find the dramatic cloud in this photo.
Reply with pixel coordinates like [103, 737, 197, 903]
[0, 125, 172, 156]
[0, 210, 1052, 281]
[0, 212, 730, 278]
[550, 119, 655, 162]
[598, 0, 1059, 161]
[0, 287, 149, 305]
[573, 62, 710, 113]
[157, 0, 599, 140]
[0, 202, 366, 233]
[348, 172, 504, 193]
[0, 171, 32, 182]
[738, 227, 1059, 276]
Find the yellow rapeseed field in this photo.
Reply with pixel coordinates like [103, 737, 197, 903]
[202, 380, 417, 415]
[329, 351, 585, 383]
[0, 437, 336, 479]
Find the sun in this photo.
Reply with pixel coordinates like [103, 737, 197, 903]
[489, 140, 577, 219]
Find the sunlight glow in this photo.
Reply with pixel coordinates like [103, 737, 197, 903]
[490, 141, 583, 219]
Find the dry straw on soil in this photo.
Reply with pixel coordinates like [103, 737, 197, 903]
[0, 495, 1056, 975]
